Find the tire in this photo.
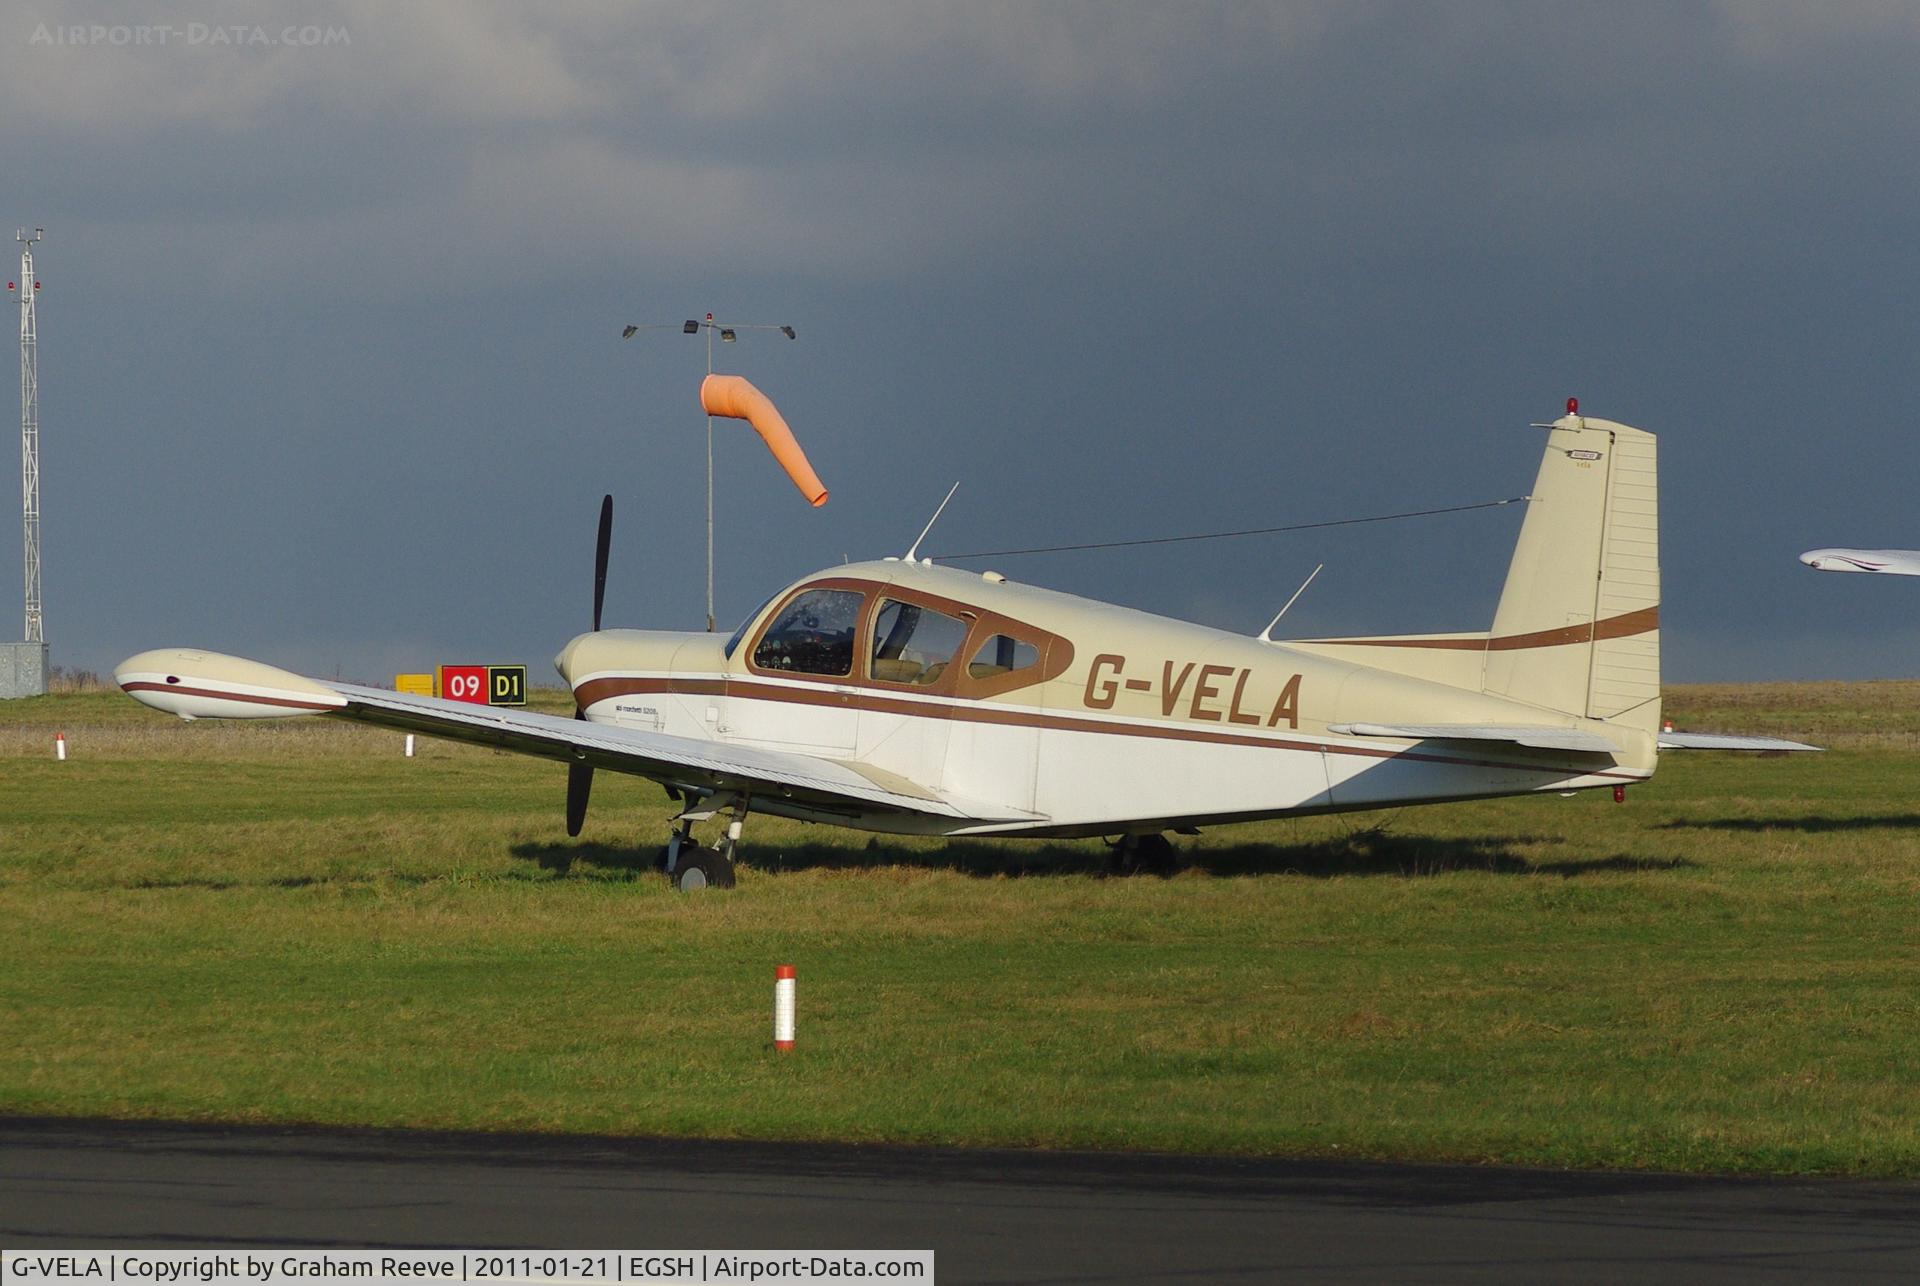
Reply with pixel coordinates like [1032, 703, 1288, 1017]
[670, 845, 736, 891]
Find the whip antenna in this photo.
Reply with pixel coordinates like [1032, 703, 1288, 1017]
[1258, 564, 1322, 643]
[903, 482, 960, 563]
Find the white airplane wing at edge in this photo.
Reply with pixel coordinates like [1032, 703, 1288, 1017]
[1799, 548, 1920, 575]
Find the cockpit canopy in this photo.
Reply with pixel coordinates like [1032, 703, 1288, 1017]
[729, 576, 1070, 700]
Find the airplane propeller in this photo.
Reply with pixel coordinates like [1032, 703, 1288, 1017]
[566, 494, 613, 837]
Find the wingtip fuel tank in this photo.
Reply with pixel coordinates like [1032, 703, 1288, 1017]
[115, 648, 346, 720]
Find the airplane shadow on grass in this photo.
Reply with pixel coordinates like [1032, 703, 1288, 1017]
[1656, 814, 1920, 834]
[511, 830, 1692, 881]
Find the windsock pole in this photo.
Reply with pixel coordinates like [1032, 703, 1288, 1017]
[774, 964, 796, 1052]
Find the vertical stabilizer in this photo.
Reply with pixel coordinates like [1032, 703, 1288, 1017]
[1483, 410, 1659, 732]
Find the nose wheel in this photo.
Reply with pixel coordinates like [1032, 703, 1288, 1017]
[667, 843, 735, 890]
[662, 793, 749, 891]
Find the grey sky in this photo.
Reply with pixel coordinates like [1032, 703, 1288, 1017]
[6, 2, 1920, 683]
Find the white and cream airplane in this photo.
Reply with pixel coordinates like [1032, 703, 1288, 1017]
[1800, 548, 1920, 576]
[118, 403, 1812, 889]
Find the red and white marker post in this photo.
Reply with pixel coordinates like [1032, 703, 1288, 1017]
[774, 964, 796, 1052]
[54, 732, 66, 761]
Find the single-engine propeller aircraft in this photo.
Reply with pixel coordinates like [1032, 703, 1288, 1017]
[1800, 548, 1920, 576]
[119, 401, 1814, 889]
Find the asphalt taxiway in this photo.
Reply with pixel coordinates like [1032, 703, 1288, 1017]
[3, 1118, 1917, 1282]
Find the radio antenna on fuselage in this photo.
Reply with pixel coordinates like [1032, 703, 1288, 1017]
[1257, 563, 1323, 643]
[903, 482, 961, 564]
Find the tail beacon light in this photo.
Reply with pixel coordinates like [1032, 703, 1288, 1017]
[774, 964, 796, 1052]
[699, 374, 829, 507]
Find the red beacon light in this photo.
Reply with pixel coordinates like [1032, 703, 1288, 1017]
[1567, 397, 1579, 415]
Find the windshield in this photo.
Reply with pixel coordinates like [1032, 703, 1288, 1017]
[724, 593, 778, 660]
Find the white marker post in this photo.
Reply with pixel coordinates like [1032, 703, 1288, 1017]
[53, 732, 65, 761]
[404, 734, 415, 758]
[774, 964, 796, 1052]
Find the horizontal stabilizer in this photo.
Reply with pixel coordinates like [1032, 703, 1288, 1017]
[1656, 731, 1822, 752]
[1328, 722, 1620, 753]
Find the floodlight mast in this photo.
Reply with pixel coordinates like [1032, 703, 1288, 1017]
[622, 313, 796, 632]
[18, 228, 41, 645]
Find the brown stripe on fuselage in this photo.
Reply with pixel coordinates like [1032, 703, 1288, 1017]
[573, 675, 1645, 780]
[1303, 604, 1659, 652]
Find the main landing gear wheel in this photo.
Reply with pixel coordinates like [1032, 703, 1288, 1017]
[1109, 833, 1178, 877]
[670, 844, 736, 891]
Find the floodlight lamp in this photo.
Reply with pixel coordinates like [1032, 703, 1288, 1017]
[621, 324, 638, 339]
[683, 319, 700, 334]
[720, 328, 737, 342]
[780, 325, 796, 339]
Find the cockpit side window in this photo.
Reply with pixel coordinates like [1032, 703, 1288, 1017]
[751, 588, 865, 676]
[967, 633, 1039, 680]
[868, 598, 970, 686]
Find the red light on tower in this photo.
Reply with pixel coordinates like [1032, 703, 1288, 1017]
[1566, 397, 1579, 415]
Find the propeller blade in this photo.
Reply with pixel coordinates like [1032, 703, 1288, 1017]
[566, 759, 593, 837]
[592, 494, 613, 632]
[569, 493, 613, 836]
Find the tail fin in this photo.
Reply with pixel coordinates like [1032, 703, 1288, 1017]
[1483, 411, 1659, 732]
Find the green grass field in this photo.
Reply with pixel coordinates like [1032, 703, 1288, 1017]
[3, 684, 1918, 1175]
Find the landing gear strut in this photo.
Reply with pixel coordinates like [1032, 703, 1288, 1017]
[661, 793, 749, 891]
[1109, 832, 1179, 877]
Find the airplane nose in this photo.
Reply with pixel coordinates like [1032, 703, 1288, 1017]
[1799, 552, 1822, 569]
[554, 632, 590, 684]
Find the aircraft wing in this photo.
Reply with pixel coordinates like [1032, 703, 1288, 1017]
[1800, 548, 1920, 575]
[1655, 731, 1821, 752]
[1326, 722, 1622, 753]
[116, 650, 1041, 823]
[326, 683, 1038, 818]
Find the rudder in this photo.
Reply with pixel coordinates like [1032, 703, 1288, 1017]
[1483, 409, 1660, 732]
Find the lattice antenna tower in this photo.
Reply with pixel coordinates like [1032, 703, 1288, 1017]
[17, 228, 41, 643]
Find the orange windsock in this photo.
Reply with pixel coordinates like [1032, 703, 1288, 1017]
[699, 374, 828, 507]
